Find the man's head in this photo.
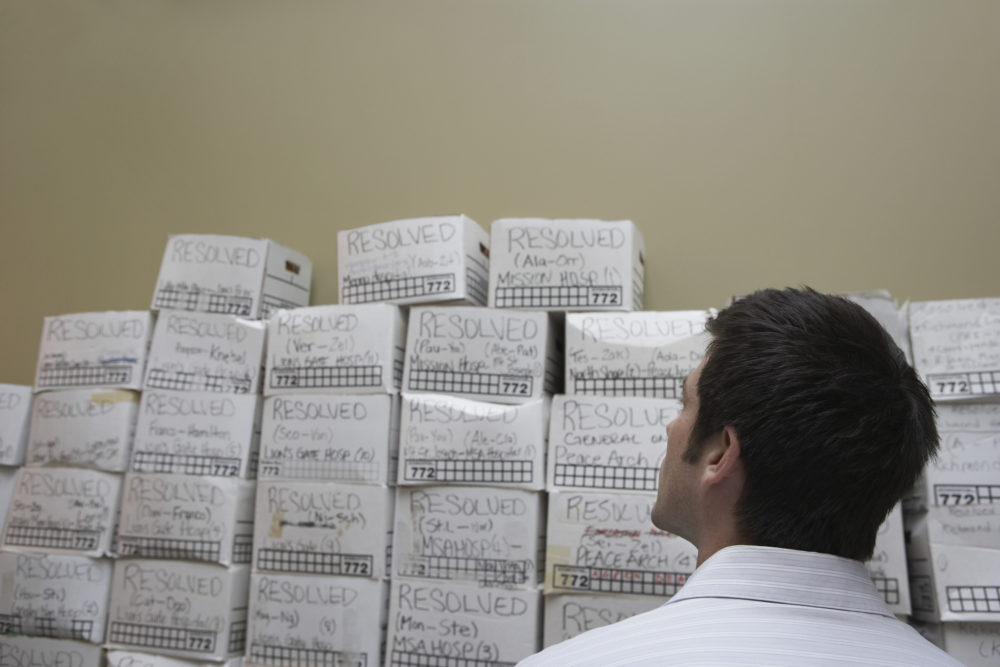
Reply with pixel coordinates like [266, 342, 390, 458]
[652, 287, 938, 561]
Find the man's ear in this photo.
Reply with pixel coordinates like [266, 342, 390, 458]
[702, 425, 743, 489]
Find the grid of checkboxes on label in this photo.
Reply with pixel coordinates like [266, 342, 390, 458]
[342, 273, 456, 304]
[553, 463, 658, 491]
[946, 585, 1000, 613]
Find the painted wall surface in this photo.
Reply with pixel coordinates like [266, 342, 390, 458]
[1, 0, 998, 383]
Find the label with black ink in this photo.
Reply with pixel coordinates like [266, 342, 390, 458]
[105, 560, 250, 661]
[131, 390, 260, 478]
[403, 306, 559, 404]
[399, 393, 548, 490]
[911, 298, 1000, 402]
[3, 468, 122, 557]
[258, 394, 398, 485]
[34, 311, 152, 391]
[544, 490, 697, 598]
[393, 486, 544, 588]
[547, 395, 678, 493]
[0, 551, 113, 644]
[386, 579, 540, 666]
[1, 636, 104, 667]
[338, 215, 489, 306]
[266, 305, 406, 396]
[26, 389, 138, 472]
[246, 573, 385, 667]
[152, 234, 312, 320]
[565, 311, 709, 398]
[542, 594, 662, 647]
[117, 473, 255, 566]
[144, 312, 266, 395]
[253, 480, 392, 579]
[488, 218, 644, 311]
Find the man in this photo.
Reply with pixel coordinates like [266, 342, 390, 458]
[520, 288, 959, 666]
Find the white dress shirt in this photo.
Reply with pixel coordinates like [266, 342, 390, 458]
[519, 545, 961, 666]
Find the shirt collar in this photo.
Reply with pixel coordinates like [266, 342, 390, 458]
[667, 545, 895, 618]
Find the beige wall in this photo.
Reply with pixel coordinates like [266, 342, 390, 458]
[1, 0, 998, 383]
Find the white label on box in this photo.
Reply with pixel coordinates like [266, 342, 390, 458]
[152, 235, 311, 320]
[542, 594, 663, 647]
[3, 467, 122, 556]
[403, 307, 558, 404]
[398, 393, 547, 490]
[338, 215, 489, 306]
[565, 311, 709, 398]
[941, 623, 1000, 666]
[910, 298, 1000, 402]
[34, 311, 152, 392]
[916, 403, 1000, 511]
[393, 486, 543, 587]
[144, 312, 266, 395]
[106, 560, 249, 660]
[386, 579, 540, 666]
[866, 505, 910, 616]
[0, 551, 112, 643]
[488, 218, 644, 311]
[544, 490, 697, 597]
[1, 637, 104, 667]
[117, 473, 255, 565]
[0, 384, 32, 465]
[258, 394, 397, 484]
[246, 573, 386, 667]
[266, 305, 405, 395]
[253, 480, 393, 579]
[26, 389, 138, 472]
[152, 235, 270, 317]
[130, 390, 259, 478]
[910, 505, 1000, 622]
[108, 650, 244, 667]
[547, 396, 678, 493]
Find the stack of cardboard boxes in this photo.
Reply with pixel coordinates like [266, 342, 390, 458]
[1, 223, 995, 667]
[0, 311, 150, 665]
[905, 297, 1000, 665]
[245, 302, 404, 666]
[544, 309, 706, 645]
[104, 234, 311, 667]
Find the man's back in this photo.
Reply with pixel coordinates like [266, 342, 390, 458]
[518, 546, 959, 666]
